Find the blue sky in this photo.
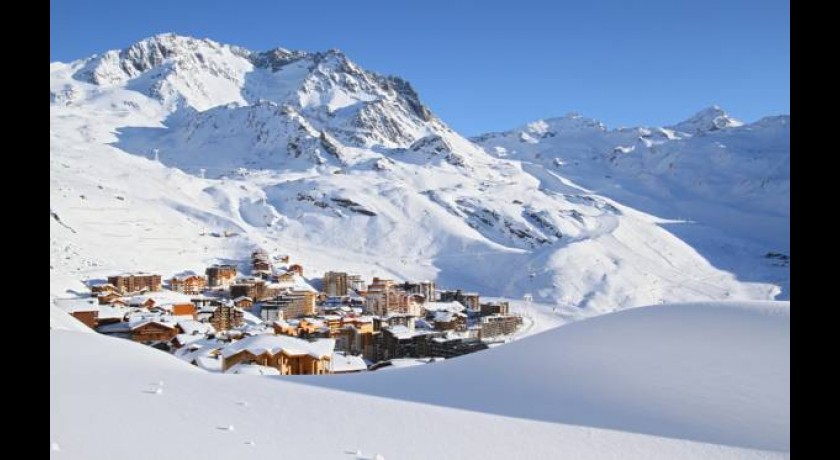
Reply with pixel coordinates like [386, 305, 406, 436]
[50, 0, 789, 135]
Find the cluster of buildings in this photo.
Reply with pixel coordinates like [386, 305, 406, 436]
[55, 250, 524, 377]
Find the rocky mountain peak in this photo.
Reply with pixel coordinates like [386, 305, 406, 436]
[249, 47, 309, 72]
[670, 105, 744, 135]
[73, 34, 236, 85]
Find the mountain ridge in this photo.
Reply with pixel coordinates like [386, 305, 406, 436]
[50, 34, 789, 311]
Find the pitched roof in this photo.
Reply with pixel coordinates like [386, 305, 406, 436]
[221, 335, 335, 360]
[53, 298, 100, 314]
[434, 311, 467, 323]
[130, 320, 177, 331]
[331, 354, 368, 373]
[228, 363, 281, 376]
[423, 301, 467, 314]
[176, 319, 215, 336]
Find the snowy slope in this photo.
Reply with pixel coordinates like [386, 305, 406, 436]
[50, 301, 789, 459]
[474, 108, 790, 298]
[305, 301, 790, 451]
[49, 304, 92, 333]
[50, 34, 786, 312]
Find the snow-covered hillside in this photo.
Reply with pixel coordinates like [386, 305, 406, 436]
[50, 34, 788, 312]
[305, 300, 790, 451]
[50, 301, 789, 459]
[474, 108, 790, 298]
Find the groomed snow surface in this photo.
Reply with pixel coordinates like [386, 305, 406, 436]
[50, 301, 789, 459]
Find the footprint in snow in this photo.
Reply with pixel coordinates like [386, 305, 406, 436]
[236, 401, 250, 407]
[144, 381, 165, 394]
[344, 450, 385, 460]
[217, 425, 236, 432]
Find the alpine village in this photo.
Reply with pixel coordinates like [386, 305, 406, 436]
[55, 249, 524, 376]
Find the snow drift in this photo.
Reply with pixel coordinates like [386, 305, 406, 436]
[50, 301, 789, 459]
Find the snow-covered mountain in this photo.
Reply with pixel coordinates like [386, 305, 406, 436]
[474, 108, 790, 298]
[50, 34, 789, 311]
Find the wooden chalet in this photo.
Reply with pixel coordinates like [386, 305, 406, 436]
[170, 275, 207, 295]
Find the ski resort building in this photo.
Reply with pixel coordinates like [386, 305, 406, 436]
[366, 282, 425, 317]
[251, 249, 273, 274]
[479, 315, 523, 339]
[131, 320, 178, 344]
[400, 281, 437, 302]
[221, 335, 335, 375]
[323, 271, 350, 297]
[108, 273, 163, 294]
[206, 265, 238, 288]
[169, 274, 207, 295]
[440, 290, 481, 312]
[209, 305, 244, 331]
[260, 291, 317, 321]
[480, 302, 511, 316]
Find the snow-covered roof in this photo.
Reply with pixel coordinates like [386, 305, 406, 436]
[131, 320, 177, 331]
[175, 340, 224, 361]
[221, 335, 335, 359]
[434, 311, 467, 323]
[383, 313, 417, 320]
[126, 311, 164, 324]
[379, 357, 445, 370]
[191, 295, 218, 301]
[97, 322, 131, 334]
[415, 319, 434, 330]
[241, 309, 264, 326]
[129, 291, 194, 306]
[331, 354, 368, 373]
[242, 324, 273, 336]
[129, 295, 156, 305]
[50, 304, 94, 333]
[177, 319, 215, 336]
[174, 334, 206, 347]
[273, 320, 293, 329]
[102, 296, 128, 303]
[171, 271, 201, 280]
[302, 319, 325, 328]
[347, 316, 374, 324]
[87, 280, 116, 288]
[228, 363, 281, 376]
[98, 305, 129, 320]
[111, 271, 159, 277]
[423, 301, 466, 313]
[195, 355, 223, 373]
[53, 297, 100, 313]
[386, 325, 422, 340]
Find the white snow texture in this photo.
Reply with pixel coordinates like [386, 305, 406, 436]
[50, 34, 790, 459]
